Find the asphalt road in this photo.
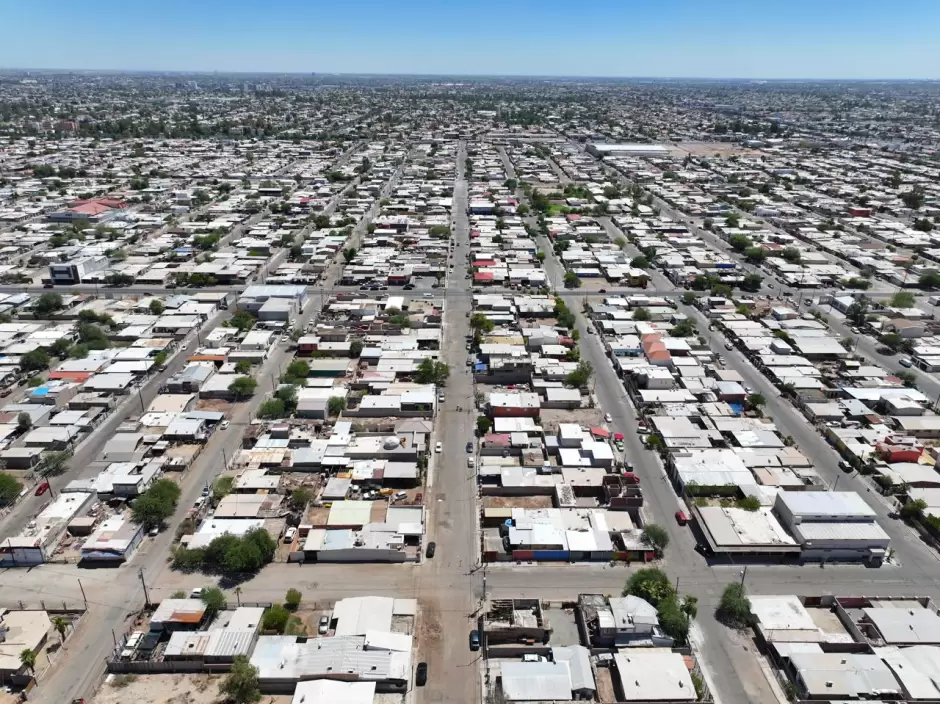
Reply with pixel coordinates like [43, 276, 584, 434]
[417, 139, 481, 704]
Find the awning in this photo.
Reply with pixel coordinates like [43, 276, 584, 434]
[590, 427, 610, 438]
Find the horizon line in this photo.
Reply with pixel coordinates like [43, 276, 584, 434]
[1, 67, 938, 82]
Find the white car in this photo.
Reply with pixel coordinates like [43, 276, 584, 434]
[220, 420, 230, 429]
[435, 442, 442, 453]
[467, 457, 475, 468]
[604, 413, 612, 423]
[899, 357, 913, 368]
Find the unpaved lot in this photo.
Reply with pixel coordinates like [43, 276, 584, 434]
[95, 673, 291, 704]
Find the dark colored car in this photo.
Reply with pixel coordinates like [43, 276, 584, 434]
[469, 630, 481, 651]
[416, 662, 428, 686]
[425, 541, 436, 558]
[466, 442, 473, 453]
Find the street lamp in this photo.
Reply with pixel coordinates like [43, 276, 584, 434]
[739, 565, 748, 588]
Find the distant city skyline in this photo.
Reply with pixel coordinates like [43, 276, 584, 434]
[2, 0, 939, 80]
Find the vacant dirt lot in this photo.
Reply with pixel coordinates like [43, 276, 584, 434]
[95, 673, 292, 704]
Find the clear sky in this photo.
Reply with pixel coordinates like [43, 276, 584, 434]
[2, 0, 939, 79]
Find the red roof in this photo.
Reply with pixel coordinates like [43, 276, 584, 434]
[473, 259, 497, 267]
[590, 427, 610, 438]
[474, 272, 495, 281]
[70, 202, 111, 216]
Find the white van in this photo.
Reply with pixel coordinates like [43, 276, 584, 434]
[283, 527, 297, 544]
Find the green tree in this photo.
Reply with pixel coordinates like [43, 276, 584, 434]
[289, 487, 312, 510]
[680, 291, 696, 305]
[258, 398, 286, 419]
[741, 273, 763, 292]
[0, 472, 23, 506]
[476, 415, 492, 436]
[262, 604, 290, 633]
[49, 337, 72, 358]
[52, 616, 69, 642]
[234, 360, 252, 374]
[201, 586, 227, 616]
[282, 359, 310, 384]
[350, 340, 363, 358]
[131, 478, 181, 529]
[33, 292, 63, 316]
[342, 247, 357, 263]
[19, 648, 36, 674]
[896, 370, 918, 388]
[716, 582, 752, 628]
[565, 361, 593, 388]
[213, 476, 235, 501]
[219, 655, 262, 704]
[680, 595, 699, 620]
[285, 588, 302, 610]
[901, 498, 928, 519]
[657, 596, 691, 645]
[328, 396, 347, 416]
[470, 313, 495, 334]
[901, 185, 925, 212]
[728, 234, 751, 252]
[563, 271, 581, 289]
[641, 524, 670, 556]
[744, 247, 766, 264]
[20, 348, 50, 373]
[745, 393, 766, 410]
[630, 255, 650, 269]
[149, 299, 165, 315]
[229, 309, 257, 332]
[890, 291, 916, 308]
[623, 568, 675, 607]
[229, 376, 257, 400]
[632, 307, 651, 321]
[38, 450, 72, 477]
[414, 358, 450, 386]
[919, 272, 940, 289]
[16, 412, 32, 433]
[780, 247, 802, 264]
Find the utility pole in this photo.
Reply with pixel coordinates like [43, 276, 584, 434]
[78, 578, 88, 607]
[739, 565, 748, 588]
[138, 567, 151, 607]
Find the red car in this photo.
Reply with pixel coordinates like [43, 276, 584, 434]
[675, 510, 689, 526]
[34, 480, 50, 496]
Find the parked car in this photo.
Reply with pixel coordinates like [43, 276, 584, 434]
[675, 510, 689, 526]
[724, 342, 734, 350]
[469, 630, 481, 651]
[899, 357, 913, 368]
[604, 413, 612, 423]
[318, 615, 330, 634]
[34, 480, 50, 496]
[838, 461, 854, 473]
[435, 442, 442, 453]
[466, 441, 473, 453]
[425, 541, 436, 558]
[416, 662, 428, 686]
[190, 588, 205, 599]
[467, 457, 475, 468]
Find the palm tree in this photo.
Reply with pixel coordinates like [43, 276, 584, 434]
[680, 595, 699, 620]
[234, 586, 243, 607]
[52, 616, 69, 643]
[19, 648, 36, 675]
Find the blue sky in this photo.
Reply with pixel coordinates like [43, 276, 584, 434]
[1, 0, 938, 78]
